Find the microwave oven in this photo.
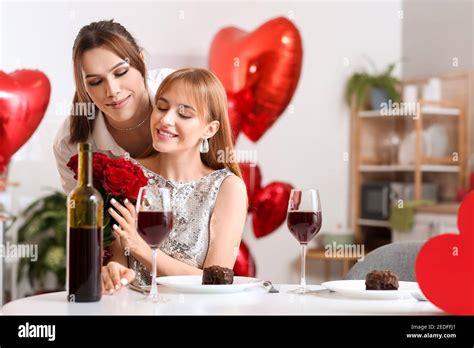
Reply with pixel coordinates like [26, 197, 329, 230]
[361, 182, 438, 220]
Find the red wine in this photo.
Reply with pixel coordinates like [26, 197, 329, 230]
[68, 227, 102, 301]
[67, 143, 103, 302]
[287, 211, 322, 244]
[137, 211, 173, 247]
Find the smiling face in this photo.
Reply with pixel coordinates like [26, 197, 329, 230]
[81, 47, 148, 123]
[151, 80, 219, 154]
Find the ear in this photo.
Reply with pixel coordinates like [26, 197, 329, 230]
[204, 120, 220, 138]
[139, 50, 145, 62]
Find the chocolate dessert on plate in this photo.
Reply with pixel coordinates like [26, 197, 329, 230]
[365, 270, 399, 290]
[202, 265, 234, 285]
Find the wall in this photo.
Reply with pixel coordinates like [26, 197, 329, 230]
[402, 0, 473, 78]
[0, 1, 402, 294]
[402, 0, 474, 163]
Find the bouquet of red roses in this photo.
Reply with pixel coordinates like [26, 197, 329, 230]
[67, 153, 148, 257]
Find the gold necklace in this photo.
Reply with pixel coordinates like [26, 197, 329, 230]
[106, 98, 152, 132]
[107, 113, 150, 132]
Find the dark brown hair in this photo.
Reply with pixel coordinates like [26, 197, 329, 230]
[69, 19, 147, 144]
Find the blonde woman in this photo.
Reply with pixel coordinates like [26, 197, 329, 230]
[102, 68, 247, 293]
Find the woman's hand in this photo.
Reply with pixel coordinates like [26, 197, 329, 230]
[108, 198, 140, 255]
[101, 261, 136, 294]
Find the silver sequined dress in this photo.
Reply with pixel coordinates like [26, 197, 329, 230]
[128, 159, 235, 286]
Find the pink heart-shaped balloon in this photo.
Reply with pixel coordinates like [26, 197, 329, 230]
[0, 70, 51, 171]
[209, 17, 303, 142]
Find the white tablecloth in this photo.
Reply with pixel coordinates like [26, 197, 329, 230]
[1, 284, 443, 315]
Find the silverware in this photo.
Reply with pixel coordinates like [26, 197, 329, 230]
[263, 281, 279, 293]
[409, 290, 427, 301]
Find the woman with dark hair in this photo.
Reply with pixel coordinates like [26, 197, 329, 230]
[55, 21, 247, 295]
[53, 19, 173, 193]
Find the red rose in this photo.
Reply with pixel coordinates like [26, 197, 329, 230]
[67, 152, 148, 250]
[67, 152, 112, 188]
[66, 154, 79, 180]
[68, 152, 148, 199]
[103, 159, 148, 200]
[92, 153, 112, 183]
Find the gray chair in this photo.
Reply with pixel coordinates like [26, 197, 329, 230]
[344, 241, 425, 282]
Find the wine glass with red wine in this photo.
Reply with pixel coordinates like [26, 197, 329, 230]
[287, 189, 322, 294]
[136, 187, 173, 302]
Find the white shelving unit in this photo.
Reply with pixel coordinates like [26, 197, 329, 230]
[359, 164, 460, 172]
[359, 105, 460, 118]
[350, 96, 469, 244]
[359, 164, 415, 172]
[420, 164, 460, 172]
[358, 219, 391, 228]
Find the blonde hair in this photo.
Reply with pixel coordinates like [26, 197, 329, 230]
[155, 68, 242, 179]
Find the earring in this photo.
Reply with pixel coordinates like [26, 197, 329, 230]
[200, 137, 209, 153]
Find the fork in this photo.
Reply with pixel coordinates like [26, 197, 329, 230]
[263, 281, 279, 293]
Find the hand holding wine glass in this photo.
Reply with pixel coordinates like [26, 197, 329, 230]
[287, 189, 322, 294]
[108, 198, 141, 254]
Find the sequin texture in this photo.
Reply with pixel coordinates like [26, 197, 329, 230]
[127, 159, 234, 286]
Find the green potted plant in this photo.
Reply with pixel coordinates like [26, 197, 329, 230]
[345, 62, 401, 110]
[17, 190, 67, 293]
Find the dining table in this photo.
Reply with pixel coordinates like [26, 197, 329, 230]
[1, 283, 444, 315]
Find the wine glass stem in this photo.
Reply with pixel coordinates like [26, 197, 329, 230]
[300, 244, 307, 291]
[150, 247, 158, 299]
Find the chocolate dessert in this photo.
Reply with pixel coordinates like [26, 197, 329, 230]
[365, 270, 399, 290]
[202, 265, 234, 285]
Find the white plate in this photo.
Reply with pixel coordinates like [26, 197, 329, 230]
[322, 280, 424, 300]
[156, 275, 264, 294]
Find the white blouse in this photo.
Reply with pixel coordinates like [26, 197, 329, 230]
[53, 68, 174, 194]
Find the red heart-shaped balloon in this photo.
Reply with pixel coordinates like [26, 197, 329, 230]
[233, 240, 256, 277]
[239, 162, 262, 212]
[0, 70, 51, 171]
[227, 88, 254, 143]
[415, 191, 474, 315]
[252, 181, 293, 238]
[209, 17, 302, 142]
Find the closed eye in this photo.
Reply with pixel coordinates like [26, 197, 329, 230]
[157, 107, 191, 119]
[88, 79, 102, 87]
[115, 69, 128, 77]
[87, 69, 129, 87]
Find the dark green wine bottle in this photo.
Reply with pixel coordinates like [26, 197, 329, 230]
[67, 143, 103, 302]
